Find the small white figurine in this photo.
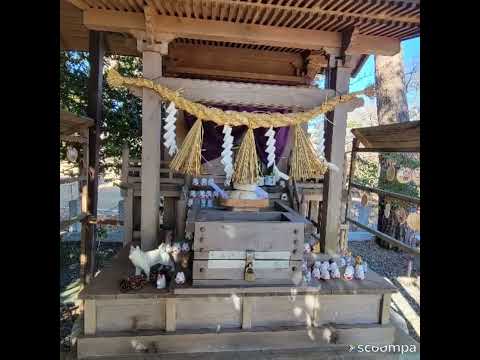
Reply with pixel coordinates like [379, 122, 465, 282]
[344, 265, 354, 281]
[187, 198, 194, 208]
[200, 178, 208, 187]
[156, 273, 166, 289]
[314, 261, 321, 269]
[175, 271, 186, 285]
[304, 243, 311, 253]
[328, 259, 341, 279]
[129, 244, 173, 279]
[279, 180, 286, 188]
[199, 190, 206, 208]
[171, 243, 181, 254]
[181, 242, 190, 252]
[355, 264, 365, 280]
[363, 261, 368, 274]
[319, 261, 331, 280]
[303, 270, 312, 283]
[339, 257, 346, 267]
[192, 178, 199, 186]
[354, 256, 365, 280]
[280, 193, 288, 201]
[312, 267, 321, 280]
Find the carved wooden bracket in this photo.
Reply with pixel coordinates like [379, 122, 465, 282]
[341, 27, 361, 67]
[305, 50, 328, 84]
[129, 6, 176, 55]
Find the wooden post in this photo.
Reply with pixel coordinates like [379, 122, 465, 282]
[121, 144, 129, 184]
[85, 30, 105, 282]
[344, 138, 359, 222]
[123, 187, 133, 246]
[79, 128, 90, 285]
[141, 49, 163, 251]
[320, 62, 351, 255]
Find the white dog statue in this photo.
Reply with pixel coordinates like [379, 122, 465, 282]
[319, 261, 331, 280]
[329, 260, 341, 279]
[129, 244, 173, 279]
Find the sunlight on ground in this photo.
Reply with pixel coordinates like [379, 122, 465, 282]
[392, 276, 420, 339]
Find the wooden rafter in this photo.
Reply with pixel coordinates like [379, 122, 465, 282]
[72, 0, 419, 39]
[83, 9, 401, 55]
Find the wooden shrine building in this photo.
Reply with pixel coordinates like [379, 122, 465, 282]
[60, 1, 420, 358]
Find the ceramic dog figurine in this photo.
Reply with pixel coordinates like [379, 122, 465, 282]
[129, 244, 173, 279]
[344, 264, 354, 281]
[175, 271, 186, 285]
[354, 256, 365, 280]
[329, 259, 341, 279]
[156, 273, 166, 289]
[319, 261, 331, 280]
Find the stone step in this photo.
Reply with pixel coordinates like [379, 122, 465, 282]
[77, 324, 395, 359]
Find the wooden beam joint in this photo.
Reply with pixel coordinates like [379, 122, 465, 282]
[341, 26, 360, 67]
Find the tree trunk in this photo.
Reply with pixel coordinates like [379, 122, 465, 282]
[375, 50, 410, 248]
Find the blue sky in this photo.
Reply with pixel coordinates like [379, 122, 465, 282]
[349, 37, 420, 109]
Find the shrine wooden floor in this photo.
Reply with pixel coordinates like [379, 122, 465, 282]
[79, 245, 397, 300]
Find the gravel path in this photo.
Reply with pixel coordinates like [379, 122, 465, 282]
[348, 240, 420, 343]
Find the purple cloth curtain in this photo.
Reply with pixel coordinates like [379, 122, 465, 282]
[183, 104, 291, 165]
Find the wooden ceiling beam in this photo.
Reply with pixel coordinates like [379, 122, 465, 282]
[166, 43, 309, 85]
[186, 0, 419, 25]
[165, 66, 307, 86]
[83, 9, 401, 55]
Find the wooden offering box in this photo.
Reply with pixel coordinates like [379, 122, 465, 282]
[191, 209, 304, 286]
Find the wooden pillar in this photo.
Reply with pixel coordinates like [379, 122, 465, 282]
[141, 49, 163, 251]
[320, 62, 351, 255]
[121, 144, 129, 184]
[85, 30, 104, 282]
[79, 128, 90, 285]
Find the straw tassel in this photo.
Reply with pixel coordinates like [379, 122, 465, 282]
[232, 127, 259, 185]
[290, 125, 328, 181]
[169, 118, 203, 176]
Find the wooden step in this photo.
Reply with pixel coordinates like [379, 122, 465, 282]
[77, 324, 395, 359]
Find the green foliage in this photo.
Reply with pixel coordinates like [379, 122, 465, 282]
[60, 51, 143, 173]
[352, 156, 379, 188]
[353, 152, 420, 199]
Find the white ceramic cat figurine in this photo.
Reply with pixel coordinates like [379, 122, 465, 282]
[344, 265, 354, 281]
[129, 244, 173, 279]
[355, 264, 366, 280]
[312, 267, 321, 280]
[304, 243, 311, 253]
[303, 270, 312, 283]
[329, 260, 341, 279]
[181, 242, 190, 252]
[156, 274, 166, 289]
[319, 261, 331, 280]
[175, 271, 186, 285]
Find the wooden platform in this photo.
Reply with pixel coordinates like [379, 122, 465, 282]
[78, 246, 398, 358]
[79, 246, 396, 300]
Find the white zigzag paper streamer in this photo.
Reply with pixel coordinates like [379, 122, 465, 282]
[163, 102, 178, 156]
[221, 125, 234, 185]
[265, 127, 289, 182]
[309, 117, 338, 172]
